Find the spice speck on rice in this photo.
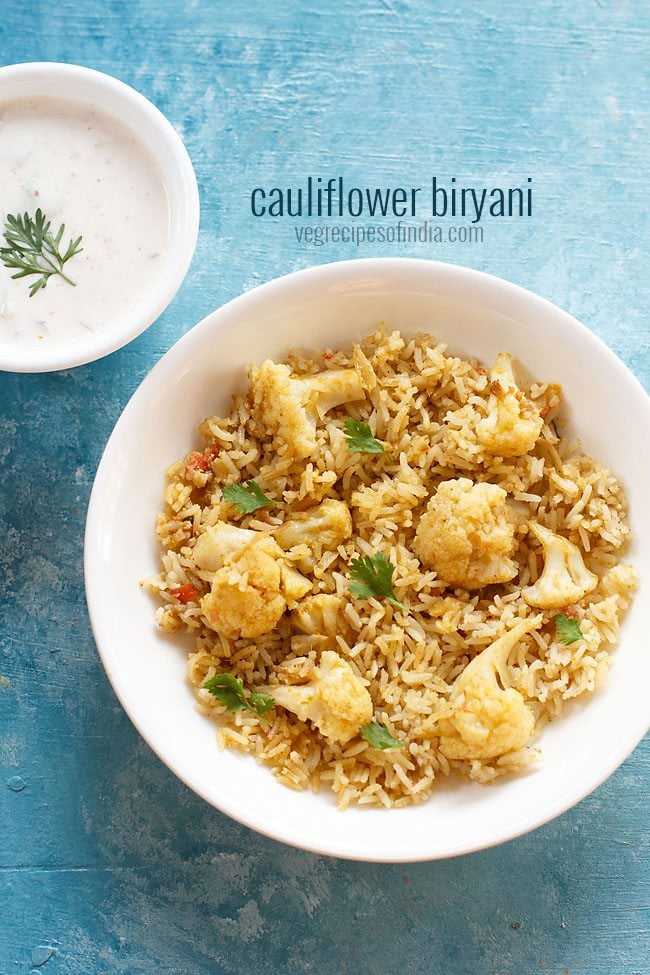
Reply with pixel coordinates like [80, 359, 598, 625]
[144, 329, 637, 809]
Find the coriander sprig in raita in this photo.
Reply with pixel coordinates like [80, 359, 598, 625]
[0, 208, 83, 297]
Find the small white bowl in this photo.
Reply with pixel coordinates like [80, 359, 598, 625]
[85, 258, 650, 862]
[0, 62, 199, 373]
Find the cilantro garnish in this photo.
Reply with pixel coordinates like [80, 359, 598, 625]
[1, 209, 83, 297]
[222, 480, 281, 516]
[554, 613, 584, 645]
[249, 690, 276, 718]
[349, 552, 406, 610]
[203, 674, 275, 720]
[360, 721, 406, 750]
[343, 418, 386, 455]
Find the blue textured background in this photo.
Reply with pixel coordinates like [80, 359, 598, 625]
[1, 2, 649, 972]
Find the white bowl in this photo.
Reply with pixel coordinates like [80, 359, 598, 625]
[0, 62, 199, 373]
[85, 258, 650, 862]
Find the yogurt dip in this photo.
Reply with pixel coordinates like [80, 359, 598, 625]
[0, 97, 170, 350]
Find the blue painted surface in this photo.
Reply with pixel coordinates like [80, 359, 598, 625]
[1, 1, 649, 972]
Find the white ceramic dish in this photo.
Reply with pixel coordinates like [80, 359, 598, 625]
[85, 258, 650, 862]
[0, 62, 199, 373]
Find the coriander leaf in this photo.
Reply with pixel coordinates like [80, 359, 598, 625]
[0, 209, 83, 297]
[250, 691, 276, 718]
[554, 613, 584, 645]
[349, 552, 406, 610]
[204, 674, 276, 722]
[222, 479, 281, 515]
[203, 673, 248, 712]
[360, 721, 405, 750]
[343, 418, 386, 454]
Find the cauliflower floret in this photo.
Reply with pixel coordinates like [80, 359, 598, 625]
[275, 498, 352, 549]
[291, 594, 349, 655]
[279, 563, 312, 605]
[476, 353, 544, 457]
[193, 522, 256, 571]
[414, 478, 517, 589]
[200, 533, 287, 639]
[522, 522, 598, 609]
[439, 617, 541, 760]
[250, 360, 366, 459]
[274, 499, 352, 570]
[269, 650, 373, 744]
[292, 593, 342, 635]
[195, 522, 312, 632]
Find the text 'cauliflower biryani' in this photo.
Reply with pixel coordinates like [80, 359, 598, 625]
[145, 329, 637, 809]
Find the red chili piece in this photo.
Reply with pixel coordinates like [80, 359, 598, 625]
[170, 583, 198, 604]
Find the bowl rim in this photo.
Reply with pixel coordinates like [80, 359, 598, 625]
[0, 60, 200, 374]
[85, 257, 650, 861]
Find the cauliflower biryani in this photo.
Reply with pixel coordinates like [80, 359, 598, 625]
[146, 329, 637, 809]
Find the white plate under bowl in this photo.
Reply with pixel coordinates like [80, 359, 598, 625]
[84, 258, 650, 862]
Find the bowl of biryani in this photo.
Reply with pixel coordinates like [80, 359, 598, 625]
[85, 258, 650, 861]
